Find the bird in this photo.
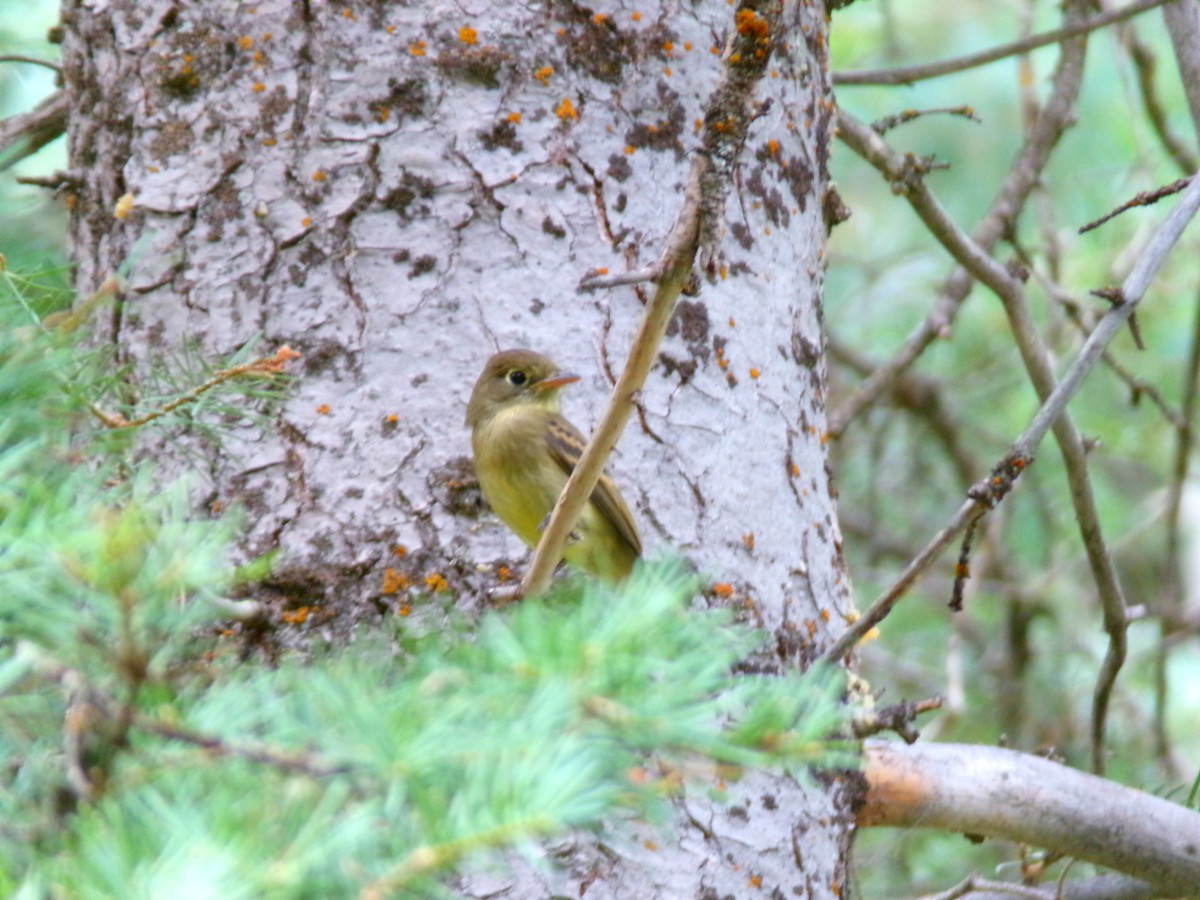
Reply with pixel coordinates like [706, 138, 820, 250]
[466, 348, 641, 581]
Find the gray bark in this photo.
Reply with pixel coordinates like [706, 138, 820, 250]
[61, 0, 855, 895]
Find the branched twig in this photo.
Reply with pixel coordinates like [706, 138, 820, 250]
[1079, 176, 1193, 233]
[833, 0, 1175, 86]
[870, 105, 981, 135]
[0, 89, 68, 171]
[1109, 0, 1200, 174]
[829, 2, 1090, 439]
[90, 345, 301, 430]
[520, 4, 785, 597]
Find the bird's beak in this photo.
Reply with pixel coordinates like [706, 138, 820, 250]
[534, 373, 581, 391]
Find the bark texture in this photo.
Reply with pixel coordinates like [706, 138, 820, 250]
[61, 0, 855, 895]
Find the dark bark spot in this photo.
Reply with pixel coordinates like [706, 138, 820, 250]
[541, 216, 567, 239]
[668, 299, 710, 345]
[383, 171, 435, 219]
[606, 154, 632, 182]
[434, 45, 509, 89]
[429, 456, 486, 518]
[149, 121, 195, 159]
[478, 119, 523, 153]
[377, 77, 427, 122]
[745, 163, 788, 228]
[555, 4, 630, 84]
[729, 221, 754, 250]
[624, 81, 686, 159]
[657, 353, 697, 384]
[408, 255, 437, 278]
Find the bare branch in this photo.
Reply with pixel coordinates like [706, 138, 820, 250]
[860, 740, 1200, 897]
[833, 0, 1176, 86]
[829, 1, 1089, 438]
[0, 54, 61, 73]
[0, 89, 67, 171]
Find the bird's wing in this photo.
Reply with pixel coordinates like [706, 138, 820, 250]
[545, 414, 643, 557]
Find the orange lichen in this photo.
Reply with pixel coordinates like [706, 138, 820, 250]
[712, 582, 735, 598]
[533, 65, 553, 83]
[624, 145, 636, 155]
[386, 25, 397, 34]
[742, 531, 756, 551]
[316, 403, 331, 415]
[458, 26, 478, 45]
[555, 98, 578, 120]
[507, 111, 522, 123]
[736, 8, 769, 38]
[789, 462, 800, 477]
[282, 607, 310, 624]
[301, 216, 312, 227]
[382, 567, 410, 595]
[729, 317, 736, 326]
[631, 11, 643, 21]
[114, 193, 135, 220]
[376, 106, 391, 123]
[399, 604, 412, 617]
[410, 40, 427, 56]
[749, 876, 763, 889]
[210, 499, 224, 514]
[592, 12, 607, 23]
[252, 81, 266, 92]
[386, 413, 400, 424]
[767, 138, 780, 155]
[497, 565, 513, 582]
[312, 169, 327, 181]
[749, 367, 760, 379]
[684, 41, 693, 51]
[643, 839, 658, 851]
[238, 35, 254, 50]
[424, 573, 449, 592]
[664, 66, 672, 76]
[394, 544, 408, 557]
[662, 41, 674, 54]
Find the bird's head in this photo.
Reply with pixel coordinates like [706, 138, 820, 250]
[465, 349, 580, 427]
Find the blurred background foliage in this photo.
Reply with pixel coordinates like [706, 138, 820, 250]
[2, 0, 1198, 896]
[828, 0, 1200, 893]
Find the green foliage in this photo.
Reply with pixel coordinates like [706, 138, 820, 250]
[0, 295, 853, 897]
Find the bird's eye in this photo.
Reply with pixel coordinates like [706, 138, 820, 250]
[507, 370, 527, 386]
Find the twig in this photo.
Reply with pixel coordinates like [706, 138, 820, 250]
[90, 346, 301, 430]
[0, 89, 67, 171]
[829, 3, 1090, 439]
[138, 715, 348, 778]
[1015, 174, 1200, 461]
[1079, 176, 1192, 233]
[833, 0, 1175, 86]
[0, 54, 61, 73]
[1109, 0, 1199, 174]
[520, 3, 785, 597]
[1154, 281, 1200, 772]
[1163, 0, 1200, 138]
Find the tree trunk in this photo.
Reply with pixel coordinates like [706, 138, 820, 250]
[60, 0, 856, 895]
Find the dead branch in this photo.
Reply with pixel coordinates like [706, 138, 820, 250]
[833, 0, 1176, 86]
[861, 740, 1200, 897]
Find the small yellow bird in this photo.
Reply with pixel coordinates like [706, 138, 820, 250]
[466, 349, 642, 581]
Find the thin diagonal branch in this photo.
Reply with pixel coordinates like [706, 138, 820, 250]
[833, 0, 1176, 86]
